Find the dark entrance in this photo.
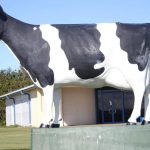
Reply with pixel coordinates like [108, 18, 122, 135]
[95, 87, 144, 124]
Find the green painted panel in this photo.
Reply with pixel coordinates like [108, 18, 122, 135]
[31, 125, 150, 150]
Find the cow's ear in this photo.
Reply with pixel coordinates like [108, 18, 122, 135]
[0, 6, 7, 21]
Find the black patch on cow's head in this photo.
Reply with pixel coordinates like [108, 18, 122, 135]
[1, 15, 54, 87]
[116, 23, 150, 71]
[53, 24, 105, 79]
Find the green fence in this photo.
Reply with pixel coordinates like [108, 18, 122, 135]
[31, 125, 150, 150]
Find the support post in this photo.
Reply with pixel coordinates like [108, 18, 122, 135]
[20, 91, 32, 126]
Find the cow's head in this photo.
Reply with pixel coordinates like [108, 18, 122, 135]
[0, 6, 7, 37]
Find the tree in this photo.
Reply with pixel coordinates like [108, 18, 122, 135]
[0, 67, 33, 126]
[0, 67, 33, 95]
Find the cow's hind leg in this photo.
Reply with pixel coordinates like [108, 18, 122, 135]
[40, 85, 54, 128]
[142, 87, 150, 125]
[127, 85, 145, 125]
[51, 88, 63, 128]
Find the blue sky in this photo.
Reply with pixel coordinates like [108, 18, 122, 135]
[0, 0, 150, 70]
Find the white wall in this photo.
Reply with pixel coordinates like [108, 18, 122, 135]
[62, 87, 96, 126]
[6, 94, 30, 126]
[6, 98, 15, 126]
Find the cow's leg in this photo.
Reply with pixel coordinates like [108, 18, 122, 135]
[127, 85, 145, 125]
[51, 88, 63, 128]
[142, 87, 150, 125]
[40, 85, 54, 128]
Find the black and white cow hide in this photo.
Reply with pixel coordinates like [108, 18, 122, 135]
[0, 6, 150, 127]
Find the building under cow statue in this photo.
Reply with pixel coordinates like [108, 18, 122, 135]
[0, 5, 150, 128]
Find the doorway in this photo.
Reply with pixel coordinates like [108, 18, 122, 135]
[95, 87, 140, 124]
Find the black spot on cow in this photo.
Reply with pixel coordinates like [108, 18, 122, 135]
[116, 23, 150, 71]
[1, 15, 54, 87]
[53, 24, 105, 79]
[0, 6, 7, 21]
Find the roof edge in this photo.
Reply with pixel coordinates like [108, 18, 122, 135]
[0, 84, 38, 99]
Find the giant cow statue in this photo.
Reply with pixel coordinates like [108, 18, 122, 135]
[0, 5, 150, 128]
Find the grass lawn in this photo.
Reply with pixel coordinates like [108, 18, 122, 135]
[0, 127, 31, 150]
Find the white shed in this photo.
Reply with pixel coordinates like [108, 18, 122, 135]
[0, 85, 36, 126]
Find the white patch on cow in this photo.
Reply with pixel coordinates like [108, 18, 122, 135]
[96, 23, 145, 88]
[33, 27, 37, 30]
[94, 61, 105, 69]
[39, 25, 82, 85]
[42, 85, 54, 124]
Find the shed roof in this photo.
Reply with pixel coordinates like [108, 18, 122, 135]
[0, 84, 38, 99]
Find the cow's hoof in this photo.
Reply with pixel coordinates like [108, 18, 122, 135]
[51, 123, 60, 128]
[141, 120, 150, 125]
[126, 122, 137, 125]
[39, 123, 50, 128]
[136, 116, 141, 122]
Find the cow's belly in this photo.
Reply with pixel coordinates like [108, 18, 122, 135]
[101, 67, 131, 89]
[54, 66, 131, 90]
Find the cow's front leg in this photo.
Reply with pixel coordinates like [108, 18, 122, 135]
[127, 85, 145, 125]
[142, 88, 150, 125]
[51, 88, 63, 128]
[40, 85, 54, 128]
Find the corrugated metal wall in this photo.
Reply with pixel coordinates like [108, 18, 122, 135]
[6, 94, 30, 126]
